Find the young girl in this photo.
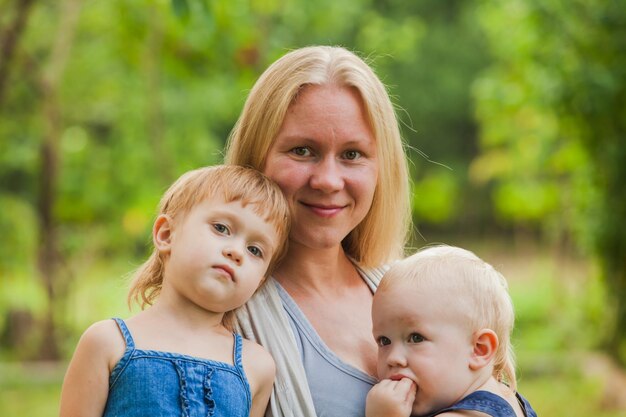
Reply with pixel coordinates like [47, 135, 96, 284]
[59, 165, 290, 417]
[366, 245, 537, 417]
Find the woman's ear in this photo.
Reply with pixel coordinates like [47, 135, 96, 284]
[469, 329, 498, 371]
[153, 215, 174, 254]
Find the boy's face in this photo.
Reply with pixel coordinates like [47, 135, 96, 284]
[372, 281, 479, 416]
[160, 196, 279, 314]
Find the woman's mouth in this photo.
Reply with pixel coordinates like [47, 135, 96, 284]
[302, 202, 345, 218]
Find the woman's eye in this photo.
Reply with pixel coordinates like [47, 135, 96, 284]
[343, 150, 361, 160]
[291, 146, 311, 157]
[408, 333, 425, 343]
[377, 336, 391, 347]
[212, 223, 230, 235]
[247, 245, 263, 258]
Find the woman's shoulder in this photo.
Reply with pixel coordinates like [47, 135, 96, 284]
[353, 260, 394, 288]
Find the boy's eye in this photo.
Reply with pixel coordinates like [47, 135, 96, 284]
[213, 223, 230, 235]
[343, 150, 361, 160]
[247, 245, 263, 258]
[408, 333, 425, 343]
[377, 336, 391, 347]
[291, 146, 311, 157]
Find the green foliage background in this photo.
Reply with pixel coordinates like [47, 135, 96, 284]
[1, 0, 625, 415]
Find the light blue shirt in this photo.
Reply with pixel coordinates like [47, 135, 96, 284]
[276, 283, 377, 417]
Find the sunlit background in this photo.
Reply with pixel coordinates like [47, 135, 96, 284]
[1, 0, 625, 415]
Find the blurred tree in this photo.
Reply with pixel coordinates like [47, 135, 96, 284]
[36, 0, 84, 359]
[0, 0, 36, 106]
[1, 0, 492, 357]
[473, 0, 626, 364]
[358, 0, 492, 233]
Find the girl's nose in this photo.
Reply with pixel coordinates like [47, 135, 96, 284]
[309, 157, 344, 193]
[223, 245, 243, 265]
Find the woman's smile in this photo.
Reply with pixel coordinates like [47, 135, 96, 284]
[301, 201, 347, 218]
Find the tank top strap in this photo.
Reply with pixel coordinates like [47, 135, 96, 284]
[112, 317, 135, 349]
[109, 318, 137, 389]
[233, 332, 244, 370]
[430, 390, 517, 417]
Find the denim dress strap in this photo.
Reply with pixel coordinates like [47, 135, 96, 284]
[109, 318, 137, 388]
[233, 333, 244, 370]
[112, 318, 135, 349]
[429, 391, 516, 417]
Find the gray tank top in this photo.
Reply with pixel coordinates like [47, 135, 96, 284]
[275, 282, 377, 417]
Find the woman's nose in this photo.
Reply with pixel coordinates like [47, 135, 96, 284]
[309, 157, 344, 192]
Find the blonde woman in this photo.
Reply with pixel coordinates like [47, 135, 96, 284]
[226, 45, 412, 417]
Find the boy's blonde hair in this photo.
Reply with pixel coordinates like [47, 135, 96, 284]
[127, 165, 290, 327]
[225, 45, 411, 267]
[378, 245, 517, 390]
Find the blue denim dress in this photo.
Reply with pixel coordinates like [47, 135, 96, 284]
[103, 318, 251, 417]
[428, 390, 538, 417]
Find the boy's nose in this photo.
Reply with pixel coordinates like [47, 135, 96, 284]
[386, 345, 408, 368]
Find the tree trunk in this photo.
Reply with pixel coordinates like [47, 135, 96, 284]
[0, 0, 35, 107]
[144, 6, 171, 183]
[36, 0, 83, 360]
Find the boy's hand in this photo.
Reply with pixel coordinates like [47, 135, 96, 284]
[366, 378, 416, 417]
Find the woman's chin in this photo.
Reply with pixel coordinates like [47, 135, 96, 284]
[289, 231, 348, 252]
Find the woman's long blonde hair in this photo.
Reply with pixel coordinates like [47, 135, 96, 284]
[127, 165, 290, 327]
[225, 46, 411, 267]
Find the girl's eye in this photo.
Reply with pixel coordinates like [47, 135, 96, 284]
[408, 333, 425, 343]
[343, 150, 361, 160]
[247, 245, 263, 258]
[213, 223, 230, 235]
[291, 146, 311, 157]
[377, 336, 391, 347]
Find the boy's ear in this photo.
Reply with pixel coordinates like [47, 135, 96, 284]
[469, 329, 498, 371]
[153, 215, 174, 254]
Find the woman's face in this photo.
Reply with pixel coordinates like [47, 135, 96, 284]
[263, 84, 378, 251]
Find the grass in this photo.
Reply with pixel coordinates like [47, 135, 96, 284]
[0, 362, 65, 416]
[2, 238, 626, 416]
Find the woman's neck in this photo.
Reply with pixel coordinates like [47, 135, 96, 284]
[273, 241, 359, 296]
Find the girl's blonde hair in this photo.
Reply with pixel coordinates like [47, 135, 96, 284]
[127, 165, 290, 327]
[225, 45, 411, 267]
[378, 245, 517, 390]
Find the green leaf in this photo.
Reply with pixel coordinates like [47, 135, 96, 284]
[171, 0, 190, 19]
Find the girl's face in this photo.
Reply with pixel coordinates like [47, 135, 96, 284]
[372, 283, 480, 416]
[158, 196, 279, 314]
[262, 84, 378, 251]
